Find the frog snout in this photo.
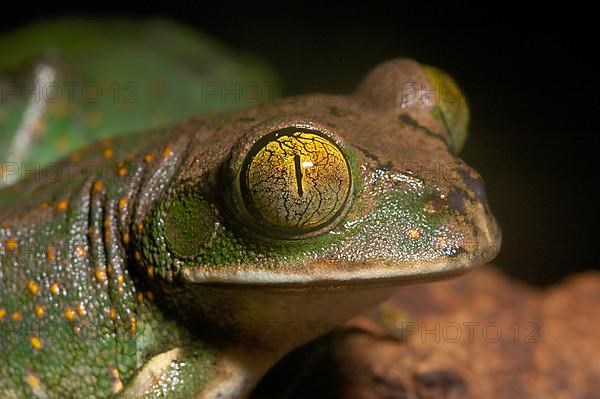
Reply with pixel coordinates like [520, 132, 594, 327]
[462, 169, 500, 261]
[446, 163, 489, 211]
[472, 200, 502, 263]
[446, 163, 501, 263]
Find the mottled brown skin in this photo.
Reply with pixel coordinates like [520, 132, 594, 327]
[0, 59, 500, 398]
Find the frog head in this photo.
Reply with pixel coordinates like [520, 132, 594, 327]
[136, 58, 500, 348]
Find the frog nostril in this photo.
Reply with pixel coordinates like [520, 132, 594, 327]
[458, 166, 488, 202]
[447, 189, 466, 213]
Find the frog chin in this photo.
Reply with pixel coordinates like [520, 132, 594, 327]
[172, 250, 497, 356]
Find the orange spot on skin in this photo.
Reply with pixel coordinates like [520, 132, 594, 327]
[143, 154, 154, 163]
[134, 251, 142, 262]
[30, 336, 43, 350]
[12, 311, 22, 322]
[107, 264, 114, 277]
[118, 198, 128, 211]
[24, 371, 43, 391]
[56, 200, 69, 211]
[27, 280, 40, 296]
[130, 314, 137, 333]
[64, 307, 76, 321]
[75, 246, 86, 259]
[69, 153, 81, 162]
[34, 304, 45, 318]
[76, 303, 86, 317]
[0, 308, 6, 320]
[5, 238, 18, 252]
[46, 246, 56, 261]
[407, 229, 421, 240]
[103, 148, 114, 159]
[146, 266, 155, 279]
[117, 274, 125, 287]
[162, 147, 173, 158]
[92, 181, 105, 194]
[109, 307, 117, 320]
[104, 217, 111, 229]
[50, 283, 60, 295]
[123, 233, 130, 245]
[137, 224, 143, 234]
[104, 230, 111, 243]
[95, 268, 107, 283]
[41, 202, 50, 209]
[146, 291, 155, 301]
[117, 167, 127, 177]
[137, 292, 144, 304]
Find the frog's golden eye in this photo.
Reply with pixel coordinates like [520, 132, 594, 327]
[236, 127, 352, 238]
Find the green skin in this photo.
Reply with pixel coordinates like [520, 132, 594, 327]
[0, 57, 501, 398]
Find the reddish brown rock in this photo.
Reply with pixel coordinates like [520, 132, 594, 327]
[250, 266, 600, 399]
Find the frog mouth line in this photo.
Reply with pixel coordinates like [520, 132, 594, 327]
[179, 247, 498, 288]
[187, 266, 471, 290]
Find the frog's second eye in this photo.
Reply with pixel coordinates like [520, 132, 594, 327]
[236, 127, 352, 238]
[423, 65, 470, 153]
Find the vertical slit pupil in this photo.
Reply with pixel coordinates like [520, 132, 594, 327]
[294, 154, 304, 197]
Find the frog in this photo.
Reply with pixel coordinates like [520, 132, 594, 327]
[0, 18, 277, 187]
[0, 58, 501, 398]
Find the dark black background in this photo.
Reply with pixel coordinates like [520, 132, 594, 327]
[2, 6, 598, 286]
